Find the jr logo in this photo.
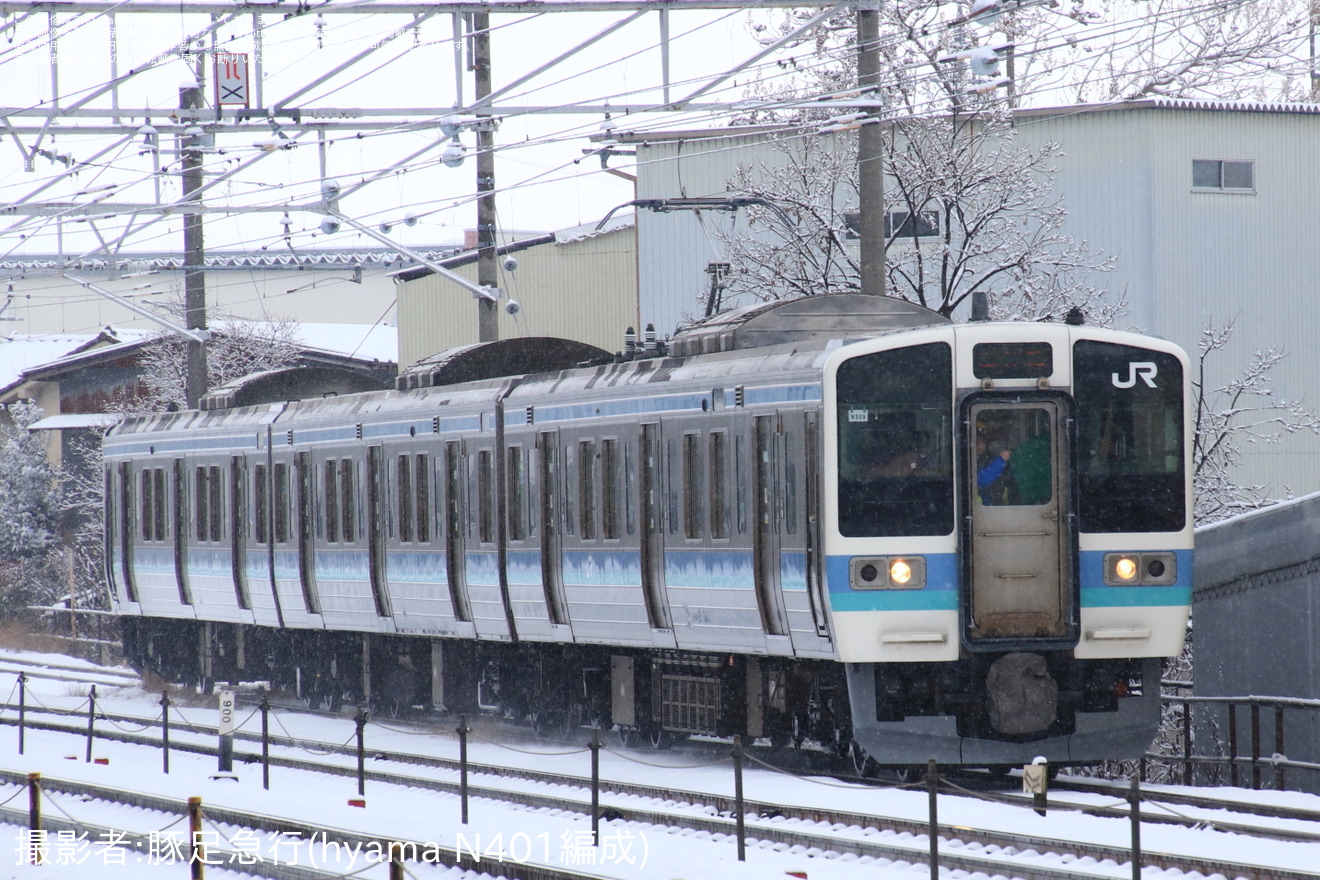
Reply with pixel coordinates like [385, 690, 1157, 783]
[1112, 361, 1158, 389]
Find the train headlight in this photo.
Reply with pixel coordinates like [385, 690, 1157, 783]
[1104, 552, 1177, 586]
[1114, 556, 1138, 582]
[849, 556, 926, 590]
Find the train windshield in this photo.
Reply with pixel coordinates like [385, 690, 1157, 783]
[1073, 340, 1185, 532]
[835, 342, 954, 537]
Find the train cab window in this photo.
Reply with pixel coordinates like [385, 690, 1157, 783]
[709, 432, 729, 540]
[683, 433, 702, 539]
[601, 439, 620, 540]
[254, 464, 269, 543]
[579, 440, 596, 540]
[835, 342, 954, 537]
[1074, 341, 1185, 532]
[507, 447, 526, 542]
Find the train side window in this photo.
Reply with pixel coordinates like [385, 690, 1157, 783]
[195, 467, 209, 542]
[477, 449, 494, 544]
[324, 460, 339, 542]
[154, 468, 166, 540]
[273, 463, 290, 544]
[507, 447, 526, 542]
[624, 441, 637, 536]
[709, 432, 729, 540]
[140, 469, 154, 542]
[562, 443, 575, 537]
[230, 456, 250, 610]
[578, 440, 596, 540]
[397, 455, 414, 543]
[601, 439, 619, 540]
[209, 466, 223, 542]
[784, 431, 797, 535]
[254, 464, 269, 543]
[666, 438, 679, 534]
[415, 454, 431, 543]
[340, 460, 356, 543]
[683, 433, 702, 540]
[735, 434, 748, 535]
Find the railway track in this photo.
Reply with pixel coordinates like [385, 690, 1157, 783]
[0, 701, 1314, 880]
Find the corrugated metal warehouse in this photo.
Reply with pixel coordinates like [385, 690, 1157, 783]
[1193, 495, 1320, 793]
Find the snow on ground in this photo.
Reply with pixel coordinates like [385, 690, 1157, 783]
[0, 647, 1317, 879]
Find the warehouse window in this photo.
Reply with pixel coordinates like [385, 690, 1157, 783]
[1192, 159, 1254, 192]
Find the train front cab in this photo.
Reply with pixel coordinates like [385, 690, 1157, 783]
[823, 324, 1192, 765]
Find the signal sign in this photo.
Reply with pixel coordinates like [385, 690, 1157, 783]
[214, 53, 249, 108]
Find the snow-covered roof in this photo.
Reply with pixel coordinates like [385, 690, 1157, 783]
[1, 323, 395, 401]
[0, 327, 152, 396]
[295, 323, 397, 364]
[1018, 97, 1320, 119]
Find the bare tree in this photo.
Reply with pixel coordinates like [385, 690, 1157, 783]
[1065, 0, 1310, 102]
[718, 117, 1119, 322]
[118, 304, 302, 415]
[1192, 320, 1320, 525]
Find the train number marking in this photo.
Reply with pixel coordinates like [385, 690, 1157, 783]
[848, 409, 869, 422]
[1112, 361, 1157, 389]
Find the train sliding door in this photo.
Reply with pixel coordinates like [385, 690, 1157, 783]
[752, 416, 790, 641]
[964, 399, 1074, 645]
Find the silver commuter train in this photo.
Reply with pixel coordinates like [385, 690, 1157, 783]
[103, 294, 1192, 767]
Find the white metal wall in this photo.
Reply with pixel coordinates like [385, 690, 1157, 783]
[633, 106, 1320, 499]
[1012, 105, 1320, 498]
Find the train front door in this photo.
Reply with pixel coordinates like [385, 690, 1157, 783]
[966, 400, 1073, 644]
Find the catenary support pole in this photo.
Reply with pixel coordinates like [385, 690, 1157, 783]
[180, 67, 209, 407]
[856, 1, 886, 298]
[473, 13, 499, 342]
